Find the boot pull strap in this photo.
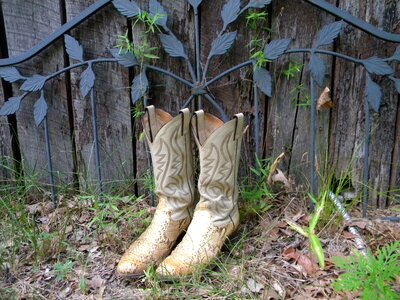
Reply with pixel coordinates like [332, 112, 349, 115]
[192, 110, 207, 145]
[145, 105, 157, 143]
[179, 108, 191, 136]
[233, 113, 244, 141]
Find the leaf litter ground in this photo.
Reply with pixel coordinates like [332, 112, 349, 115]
[0, 189, 399, 299]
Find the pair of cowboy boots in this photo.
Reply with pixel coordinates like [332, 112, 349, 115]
[117, 105, 244, 277]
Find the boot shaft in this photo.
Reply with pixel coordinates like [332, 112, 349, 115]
[191, 110, 244, 227]
[142, 106, 195, 220]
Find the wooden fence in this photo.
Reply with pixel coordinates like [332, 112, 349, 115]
[0, 0, 399, 208]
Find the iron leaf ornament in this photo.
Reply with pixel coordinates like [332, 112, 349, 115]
[315, 21, 343, 48]
[363, 56, 393, 76]
[245, 0, 272, 9]
[112, 0, 140, 18]
[33, 93, 48, 127]
[187, 0, 202, 9]
[20, 75, 47, 92]
[131, 72, 149, 104]
[80, 66, 96, 98]
[0, 67, 26, 83]
[365, 74, 382, 113]
[263, 38, 292, 60]
[0, 96, 22, 116]
[110, 48, 139, 67]
[221, 0, 241, 30]
[253, 68, 272, 97]
[392, 78, 400, 94]
[391, 46, 400, 61]
[309, 55, 326, 87]
[159, 33, 188, 59]
[208, 31, 237, 58]
[149, 0, 168, 28]
[65, 35, 84, 62]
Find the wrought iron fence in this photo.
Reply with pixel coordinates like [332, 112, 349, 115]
[0, 0, 399, 217]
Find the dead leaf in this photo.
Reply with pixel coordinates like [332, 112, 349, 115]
[282, 248, 318, 276]
[271, 280, 286, 298]
[267, 152, 285, 186]
[317, 87, 333, 111]
[271, 169, 292, 190]
[282, 247, 300, 261]
[79, 213, 91, 223]
[247, 278, 264, 293]
[297, 253, 318, 276]
[78, 244, 91, 252]
[88, 275, 105, 289]
[341, 230, 358, 239]
[262, 288, 280, 300]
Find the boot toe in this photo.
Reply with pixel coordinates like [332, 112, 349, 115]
[156, 257, 186, 277]
[116, 260, 144, 277]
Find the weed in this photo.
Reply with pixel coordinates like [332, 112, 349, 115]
[115, 10, 164, 66]
[286, 192, 327, 269]
[251, 50, 270, 69]
[246, 11, 269, 31]
[53, 260, 75, 281]
[245, 10, 271, 69]
[289, 83, 311, 108]
[282, 62, 303, 80]
[240, 157, 273, 219]
[333, 241, 400, 300]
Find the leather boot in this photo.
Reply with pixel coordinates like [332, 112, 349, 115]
[117, 105, 195, 276]
[156, 110, 244, 276]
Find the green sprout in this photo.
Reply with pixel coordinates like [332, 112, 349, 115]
[286, 192, 326, 269]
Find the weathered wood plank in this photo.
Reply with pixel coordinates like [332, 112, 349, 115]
[200, 0, 259, 179]
[389, 93, 400, 204]
[330, 0, 400, 207]
[266, 0, 335, 187]
[132, 0, 195, 195]
[0, 83, 13, 182]
[65, 0, 133, 192]
[1, 0, 74, 185]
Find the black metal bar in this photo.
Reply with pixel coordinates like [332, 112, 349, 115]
[183, 95, 194, 108]
[207, 60, 254, 87]
[145, 65, 194, 88]
[203, 94, 229, 122]
[89, 86, 103, 199]
[186, 58, 197, 82]
[304, 0, 400, 43]
[44, 115, 56, 208]
[286, 49, 362, 64]
[253, 75, 260, 158]
[0, 0, 112, 67]
[363, 97, 371, 217]
[310, 76, 317, 209]
[48, 58, 116, 80]
[194, 7, 202, 110]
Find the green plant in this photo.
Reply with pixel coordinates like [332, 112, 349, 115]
[282, 62, 303, 79]
[286, 192, 326, 269]
[251, 50, 269, 69]
[245, 11, 269, 31]
[116, 10, 164, 65]
[246, 10, 271, 69]
[53, 260, 75, 281]
[240, 157, 273, 219]
[289, 83, 311, 108]
[333, 241, 400, 300]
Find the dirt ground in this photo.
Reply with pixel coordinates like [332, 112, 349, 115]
[0, 189, 399, 299]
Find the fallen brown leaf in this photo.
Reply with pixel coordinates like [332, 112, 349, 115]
[87, 275, 105, 289]
[317, 87, 333, 111]
[267, 152, 285, 186]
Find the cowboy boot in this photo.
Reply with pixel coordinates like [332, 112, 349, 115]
[117, 105, 195, 276]
[156, 110, 244, 276]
